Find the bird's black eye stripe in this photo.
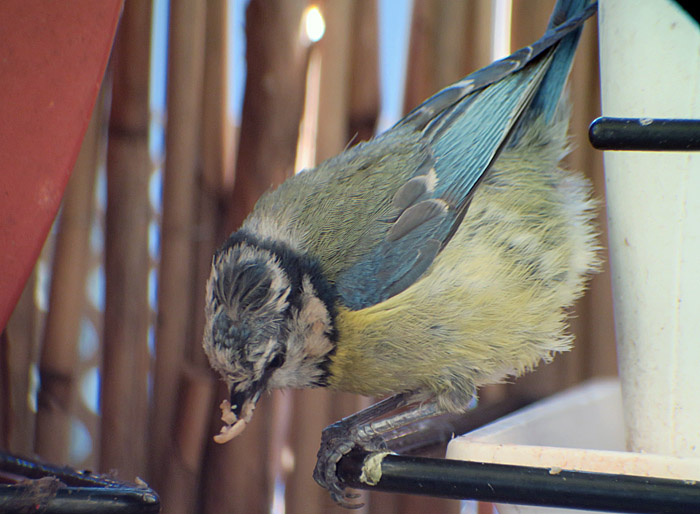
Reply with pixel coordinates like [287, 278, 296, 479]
[268, 353, 285, 370]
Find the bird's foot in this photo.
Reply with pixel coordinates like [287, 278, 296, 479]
[313, 419, 387, 508]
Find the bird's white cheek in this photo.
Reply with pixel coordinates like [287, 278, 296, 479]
[266, 367, 291, 390]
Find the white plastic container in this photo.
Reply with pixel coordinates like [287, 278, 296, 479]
[446, 379, 700, 514]
[599, 0, 700, 458]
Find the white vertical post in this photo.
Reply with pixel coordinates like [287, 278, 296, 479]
[599, 0, 700, 458]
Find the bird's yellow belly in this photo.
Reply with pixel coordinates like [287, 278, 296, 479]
[328, 133, 598, 412]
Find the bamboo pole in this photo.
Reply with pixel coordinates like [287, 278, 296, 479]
[201, 388, 275, 513]
[403, 0, 491, 114]
[200, 0, 231, 199]
[510, 0, 554, 55]
[74, 310, 103, 471]
[285, 389, 336, 514]
[150, 0, 207, 491]
[312, 0, 352, 163]
[200, 0, 310, 512]
[168, 0, 231, 504]
[159, 366, 215, 514]
[3, 269, 42, 455]
[158, 0, 227, 511]
[268, 389, 293, 507]
[224, 0, 310, 231]
[348, 0, 380, 143]
[190, 0, 232, 369]
[162, 2, 232, 507]
[34, 85, 104, 465]
[101, 0, 153, 481]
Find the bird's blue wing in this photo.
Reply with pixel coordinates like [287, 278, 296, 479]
[334, 0, 596, 311]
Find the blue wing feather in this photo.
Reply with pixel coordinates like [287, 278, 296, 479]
[335, 0, 596, 311]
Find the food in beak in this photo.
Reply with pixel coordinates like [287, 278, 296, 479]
[213, 398, 256, 444]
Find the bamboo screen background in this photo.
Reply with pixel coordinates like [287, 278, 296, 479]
[1, 1, 614, 512]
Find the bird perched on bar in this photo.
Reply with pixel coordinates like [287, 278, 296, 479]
[203, 0, 598, 507]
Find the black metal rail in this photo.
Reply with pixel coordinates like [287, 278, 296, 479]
[337, 449, 700, 513]
[0, 452, 160, 514]
[589, 117, 700, 151]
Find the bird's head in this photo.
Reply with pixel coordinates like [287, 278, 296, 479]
[203, 234, 336, 442]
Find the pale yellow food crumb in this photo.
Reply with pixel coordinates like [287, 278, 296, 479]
[213, 418, 247, 444]
[213, 399, 247, 444]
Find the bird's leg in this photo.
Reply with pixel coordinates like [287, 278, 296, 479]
[313, 391, 445, 508]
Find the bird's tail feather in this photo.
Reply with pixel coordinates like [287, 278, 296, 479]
[396, 0, 596, 136]
[525, 0, 594, 124]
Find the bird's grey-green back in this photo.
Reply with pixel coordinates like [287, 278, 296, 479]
[245, 0, 595, 311]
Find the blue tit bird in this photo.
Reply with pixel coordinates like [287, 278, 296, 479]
[203, 0, 598, 506]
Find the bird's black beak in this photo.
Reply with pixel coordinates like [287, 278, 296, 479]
[229, 386, 261, 423]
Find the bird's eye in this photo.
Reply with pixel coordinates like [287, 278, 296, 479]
[268, 354, 284, 370]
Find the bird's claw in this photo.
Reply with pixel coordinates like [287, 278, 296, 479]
[313, 420, 386, 508]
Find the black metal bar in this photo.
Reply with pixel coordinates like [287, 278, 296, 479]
[337, 450, 700, 514]
[589, 117, 700, 151]
[0, 452, 160, 513]
[0, 485, 160, 514]
[0, 453, 117, 488]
